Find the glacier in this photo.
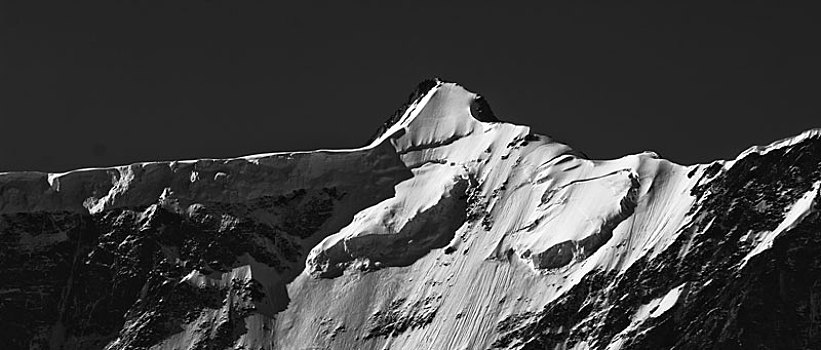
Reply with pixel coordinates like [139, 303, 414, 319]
[1, 79, 820, 349]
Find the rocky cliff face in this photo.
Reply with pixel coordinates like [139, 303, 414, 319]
[1, 80, 820, 350]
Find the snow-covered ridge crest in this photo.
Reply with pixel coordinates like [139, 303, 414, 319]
[0, 79, 488, 215]
[735, 128, 821, 160]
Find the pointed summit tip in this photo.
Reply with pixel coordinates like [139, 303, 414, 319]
[366, 79, 441, 145]
[366, 79, 499, 146]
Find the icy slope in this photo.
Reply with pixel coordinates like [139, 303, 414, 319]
[1, 80, 820, 349]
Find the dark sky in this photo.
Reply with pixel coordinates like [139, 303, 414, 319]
[1, 1, 819, 172]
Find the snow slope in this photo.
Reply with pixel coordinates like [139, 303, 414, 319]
[285, 81, 714, 349]
[1, 80, 820, 349]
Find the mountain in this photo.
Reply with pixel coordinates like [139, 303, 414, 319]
[1, 80, 820, 350]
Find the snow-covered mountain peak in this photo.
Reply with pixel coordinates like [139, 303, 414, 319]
[1, 80, 820, 350]
[368, 79, 500, 152]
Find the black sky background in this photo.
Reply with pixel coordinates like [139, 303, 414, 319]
[1, 1, 819, 172]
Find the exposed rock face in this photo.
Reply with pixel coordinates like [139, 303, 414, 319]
[1, 80, 820, 349]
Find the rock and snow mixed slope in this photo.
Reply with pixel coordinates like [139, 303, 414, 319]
[1, 80, 820, 349]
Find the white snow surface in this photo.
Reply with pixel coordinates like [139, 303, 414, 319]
[1, 80, 818, 350]
[278, 83, 818, 349]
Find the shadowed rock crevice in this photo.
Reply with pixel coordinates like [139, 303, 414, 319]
[469, 95, 500, 123]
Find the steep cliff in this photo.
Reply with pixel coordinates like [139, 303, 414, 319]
[1, 80, 819, 349]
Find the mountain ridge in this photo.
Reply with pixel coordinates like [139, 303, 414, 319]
[1, 81, 820, 349]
